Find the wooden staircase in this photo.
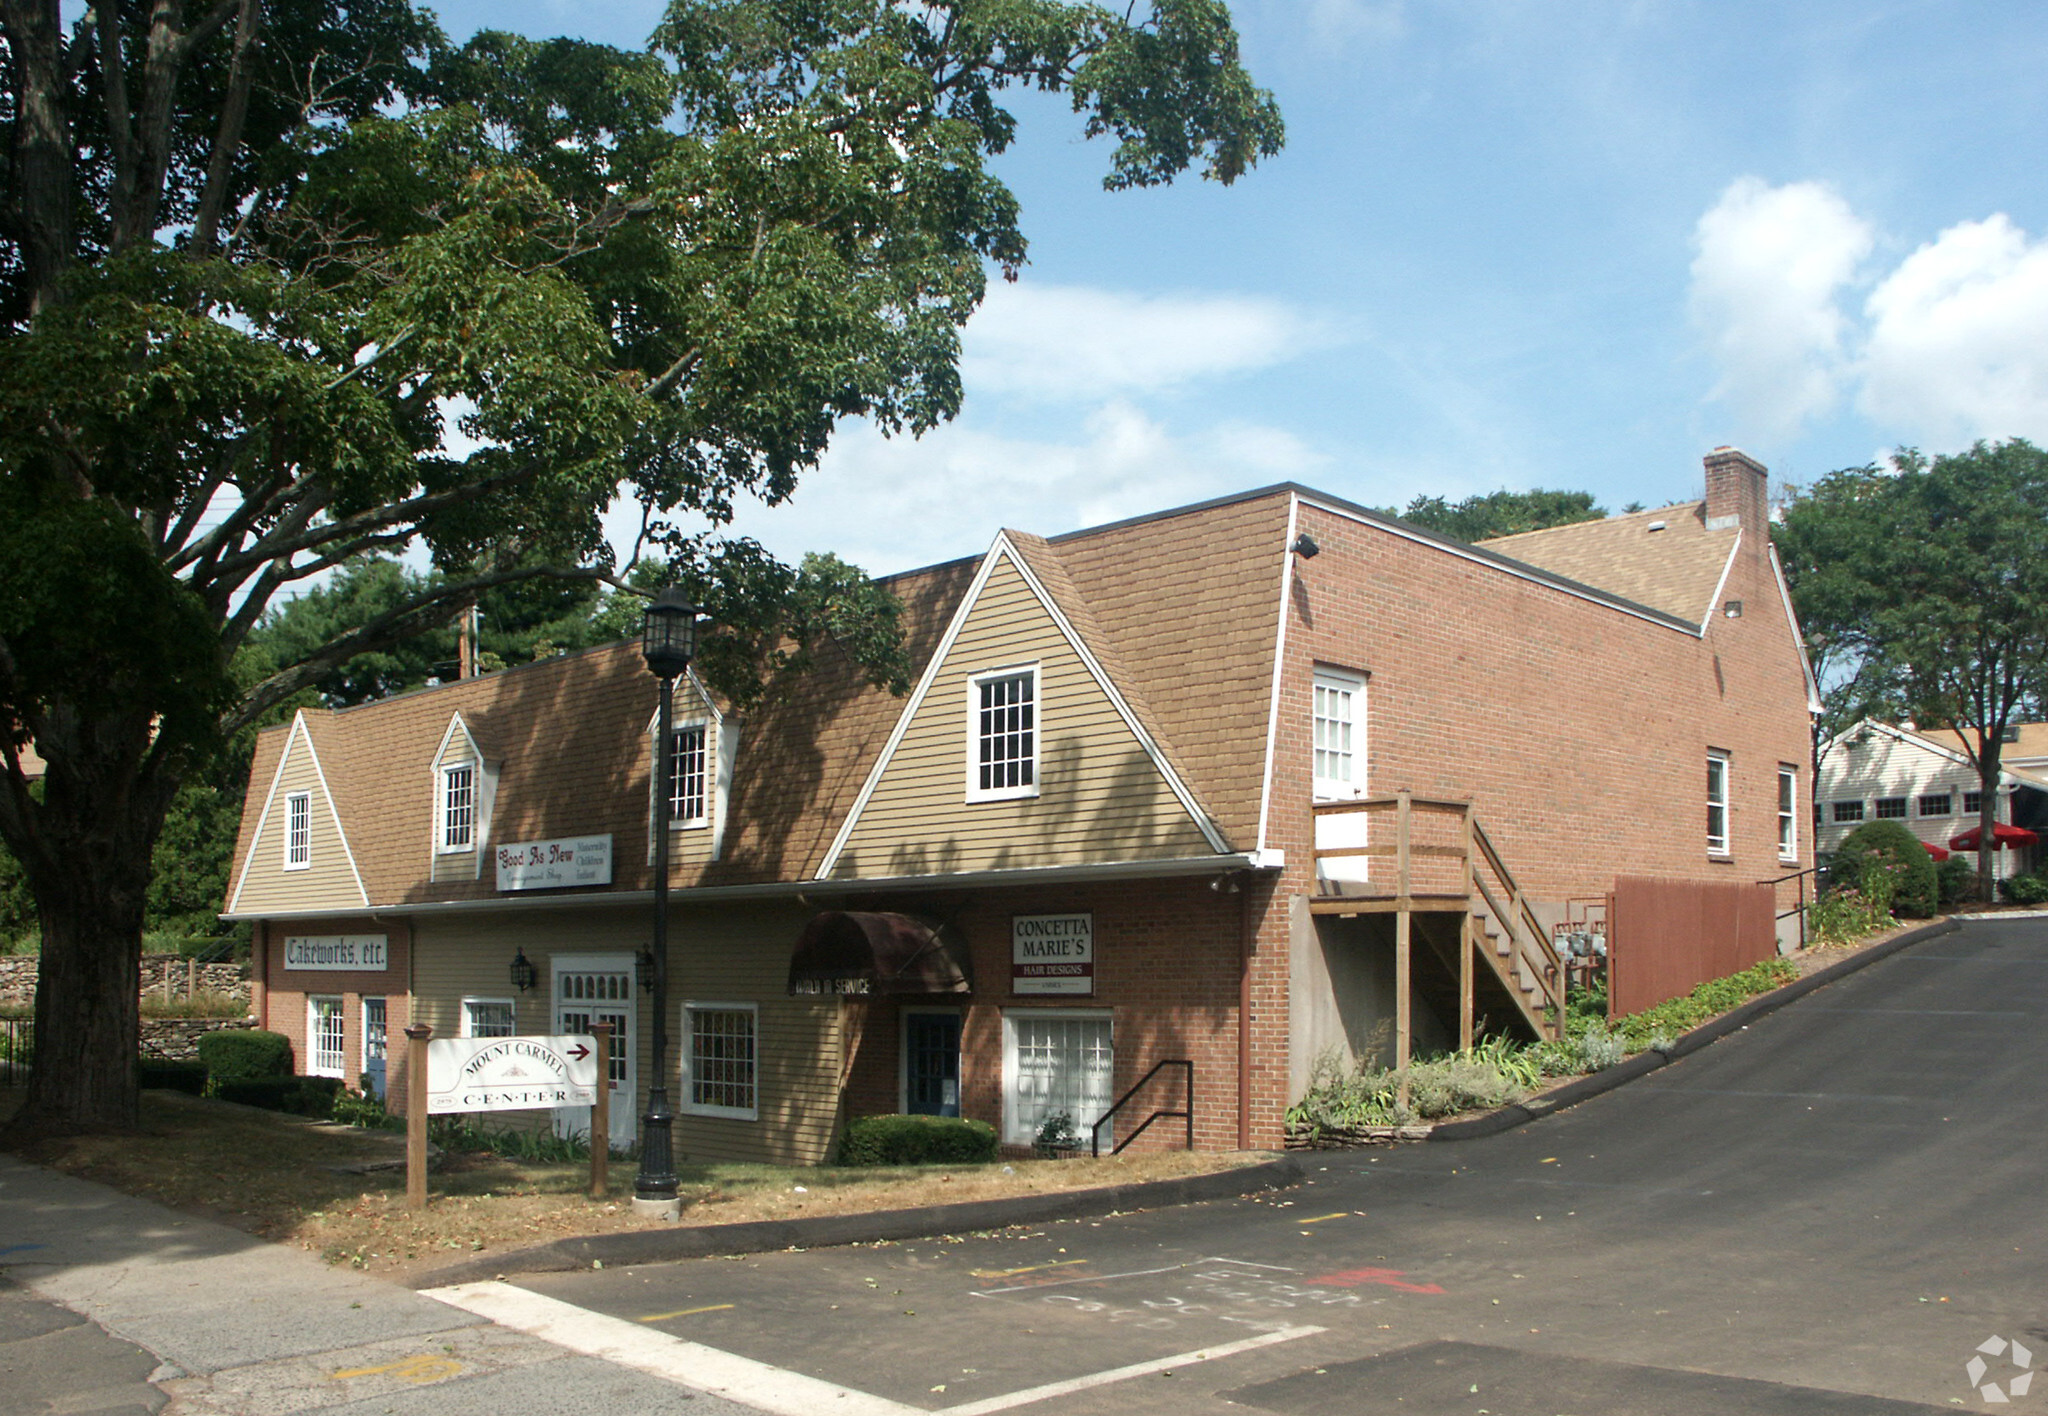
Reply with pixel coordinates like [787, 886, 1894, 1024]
[1311, 791, 1565, 1068]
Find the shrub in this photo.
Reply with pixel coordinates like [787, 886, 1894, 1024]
[429, 1117, 592, 1161]
[138, 1061, 208, 1094]
[1808, 886, 1889, 946]
[215, 1075, 343, 1117]
[140, 988, 247, 1020]
[330, 1080, 397, 1129]
[836, 1113, 1000, 1166]
[1285, 1039, 1543, 1134]
[197, 1027, 290, 1085]
[1936, 854, 1978, 909]
[1999, 871, 2048, 906]
[1830, 820, 1938, 919]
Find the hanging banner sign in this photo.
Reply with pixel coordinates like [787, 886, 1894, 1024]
[425, 1034, 599, 1114]
[1012, 913, 1094, 995]
[282, 934, 388, 973]
[496, 835, 613, 891]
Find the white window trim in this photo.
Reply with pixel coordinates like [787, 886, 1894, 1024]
[965, 663, 1041, 803]
[1917, 793, 1953, 818]
[306, 995, 345, 1078]
[1001, 1007, 1114, 1147]
[668, 721, 712, 830]
[361, 996, 387, 1082]
[1832, 800, 1865, 824]
[1312, 667, 1367, 801]
[283, 791, 311, 870]
[438, 761, 476, 853]
[460, 995, 517, 1039]
[681, 1001, 759, 1121]
[1707, 751, 1731, 858]
[1777, 765, 1798, 863]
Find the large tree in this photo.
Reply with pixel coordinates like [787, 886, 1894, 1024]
[0, 0, 1283, 1133]
[1393, 487, 1606, 543]
[1776, 441, 2048, 896]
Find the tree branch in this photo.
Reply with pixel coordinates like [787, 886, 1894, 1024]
[190, 0, 260, 255]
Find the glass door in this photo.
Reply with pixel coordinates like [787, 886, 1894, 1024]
[361, 997, 387, 1097]
[903, 1010, 962, 1117]
[553, 955, 635, 1150]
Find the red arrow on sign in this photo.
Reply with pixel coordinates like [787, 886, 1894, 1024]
[564, 1044, 591, 1061]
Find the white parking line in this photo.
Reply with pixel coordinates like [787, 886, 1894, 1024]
[424, 1280, 1323, 1416]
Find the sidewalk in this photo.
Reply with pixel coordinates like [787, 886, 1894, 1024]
[0, 1155, 762, 1415]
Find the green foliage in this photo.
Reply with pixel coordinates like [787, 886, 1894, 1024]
[428, 1117, 594, 1162]
[1830, 819, 1938, 919]
[197, 1029, 293, 1085]
[1391, 489, 1606, 543]
[1937, 855, 1977, 910]
[1608, 958, 1796, 1049]
[1999, 871, 2048, 906]
[331, 1081, 401, 1130]
[838, 1113, 1001, 1166]
[1285, 1037, 1545, 1135]
[215, 1076, 344, 1118]
[138, 1062, 210, 1095]
[139, 989, 247, 1021]
[1807, 886, 1890, 946]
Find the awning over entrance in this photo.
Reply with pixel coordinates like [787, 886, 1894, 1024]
[787, 911, 973, 996]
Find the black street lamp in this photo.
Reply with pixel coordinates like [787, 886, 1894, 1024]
[636, 587, 700, 1216]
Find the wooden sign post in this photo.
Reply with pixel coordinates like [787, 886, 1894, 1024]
[589, 1023, 612, 1199]
[405, 1023, 432, 1211]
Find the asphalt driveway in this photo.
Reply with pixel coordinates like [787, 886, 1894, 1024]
[458, 914, 2048, 1415]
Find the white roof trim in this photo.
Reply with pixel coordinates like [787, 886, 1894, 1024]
[1296, 493, 1702, 636]
[817, 533, 1231, 877]
[227, 712, 370, 914]
[1699, 532, 1741, 637]
[1822, 718, 2047, 788]
[640, 666, 726, 735]
[430, 711, 483, 769]
[1768, 542, 1825, 715]
[1254, 493, 1300, 857]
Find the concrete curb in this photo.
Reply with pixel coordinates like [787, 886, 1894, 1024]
[407, 1155, 1305, 1288]
[1429, 917, 1962, 1143]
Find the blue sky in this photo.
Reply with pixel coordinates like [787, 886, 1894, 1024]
[431, 0, 2048, 577]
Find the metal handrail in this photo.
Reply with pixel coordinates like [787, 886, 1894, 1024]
[1758, 864, 1825, 950]
[1089, 1058, 1193, 1157]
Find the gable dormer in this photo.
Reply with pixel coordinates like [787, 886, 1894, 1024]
[648, 669, 736, 869]
[228, 711, 370, 914]
[430, 712, 496, 883]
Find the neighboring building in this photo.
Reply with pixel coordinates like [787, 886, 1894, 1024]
[224, 448, 1816, 1159]
[1816, 719, 2048, 880]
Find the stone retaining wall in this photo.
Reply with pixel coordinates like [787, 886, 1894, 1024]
[0, 954, 249, 1010]
[141, 1017, 256, 1062]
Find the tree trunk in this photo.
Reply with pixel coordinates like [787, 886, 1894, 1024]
[12, 861, 149, 1134]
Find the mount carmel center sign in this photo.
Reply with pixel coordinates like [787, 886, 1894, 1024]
[1012, 913, 1094, 996]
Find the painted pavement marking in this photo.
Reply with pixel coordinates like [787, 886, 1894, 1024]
[329, 1353, 465, 1384]
[637, 1302, 735, 1323]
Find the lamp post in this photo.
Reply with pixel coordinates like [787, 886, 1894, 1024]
[636, 587, 700, 1217]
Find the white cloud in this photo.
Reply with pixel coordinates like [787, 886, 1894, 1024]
[961, 281, 1320, 402]
[1689, 177, 1873, 439]
[1859, 214, 2048, 444]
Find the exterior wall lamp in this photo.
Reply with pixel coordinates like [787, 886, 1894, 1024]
[508, 948, 537, 994]
[635, 587, 702, 1219]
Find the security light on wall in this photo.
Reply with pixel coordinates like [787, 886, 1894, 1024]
[509, 947, 537, 993]
[1723, 600, 1743, 618]
[1292, 533, 1320, 559]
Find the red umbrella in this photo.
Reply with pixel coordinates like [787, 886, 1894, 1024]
[1948, 822, 2041, 852]
[1921, 840, 1951, 862]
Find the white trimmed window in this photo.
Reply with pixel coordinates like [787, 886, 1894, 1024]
[284, 791, 311, 869]
[307, 996, 346, 1078]
[1963, 790, 1984, 816]
[440, 762, 476, 851]
[461, 997, 516, 1038]
[967, 666, 1038, 801]
[1874, 796, 1908, 819]
[1777, 765, 1798, 862]
[668, 724, 709, 826]
[1918, 793, 1953, 818]
[683, 1003, 757, 1119]
[1002, 1010, 1114, 1146]
[1313, 669, 1365, 800]
[1706, 752, 1731, 856]
[1832, 800, 1865, 824]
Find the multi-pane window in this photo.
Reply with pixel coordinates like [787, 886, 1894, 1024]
[685, 1004, 757, 1117]
[1832, 800, 1865, 824]
[1004, 1011, 1114, 1146]
[1313, 670, 1364, 799]
[970, 668, 1037, 799]
[1874, 796, 1908, 819]
[1777, 766, 1798, 861]
[1706, 752, 1731, 856]
[1918, 793, 1953, 817]
[668, 724, 708, 825]
[441, 763, 475, 850]
[284, 791, 311, 868]
[461, 997, 516, 1038]
[1963, 791, 1984, 816]
[308, 996, 346, 1077]
[362, 997, 387, 1095]
[557, 969, 631, 1090]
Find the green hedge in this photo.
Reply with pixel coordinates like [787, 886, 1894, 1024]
[138, 1061, 208, 1094]
[1831, 820, 1938, 918]
[197, 1028, 291, 1084]
[214, 1076, 343, 1118]
[2000, 871, 2048, 906]
[837, 1114, 999, 1166]
[1937, 854, 1977, 909]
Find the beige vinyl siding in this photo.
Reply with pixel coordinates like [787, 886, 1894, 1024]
[431, 725, 481, 884]
[831, 554, 1213, 880]
[234, 726, 367, 914]
[661, 685, 725, 874]
[409, 901, 842, 1165]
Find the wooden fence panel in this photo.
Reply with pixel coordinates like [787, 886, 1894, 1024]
[1609, 876, 1777, 1017]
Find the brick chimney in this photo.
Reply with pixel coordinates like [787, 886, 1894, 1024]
[1703, 446, 1768, 536]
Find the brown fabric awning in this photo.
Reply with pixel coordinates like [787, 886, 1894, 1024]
[787, 911, 973, 996]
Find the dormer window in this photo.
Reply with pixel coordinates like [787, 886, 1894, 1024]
[284, 791, 311, 869]
[967, 666, 1038, 801]
[441, 763, 476, 851]
[669, 724, 709, 826]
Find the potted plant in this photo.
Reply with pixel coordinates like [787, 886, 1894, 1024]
[1033, 1109, 1083, 1159]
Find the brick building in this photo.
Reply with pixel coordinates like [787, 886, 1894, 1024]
[224, 448, 1816, 1160]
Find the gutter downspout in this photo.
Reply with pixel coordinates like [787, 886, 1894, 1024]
[1238, 879, 1254, 1150]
